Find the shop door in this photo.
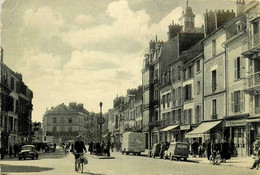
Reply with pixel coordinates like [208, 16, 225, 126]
[234, 128, 247, 157]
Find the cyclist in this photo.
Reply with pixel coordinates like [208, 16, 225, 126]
[211, 139, 221, 164]
[73, 135, 86, 171]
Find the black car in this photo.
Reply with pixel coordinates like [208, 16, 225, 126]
[18, 145, 39, 160]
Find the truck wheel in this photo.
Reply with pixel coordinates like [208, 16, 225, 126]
[126, 152, 129, 155]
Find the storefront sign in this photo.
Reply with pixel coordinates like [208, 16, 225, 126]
[180, 125, 190, 130]
[225, 119, 247, 127]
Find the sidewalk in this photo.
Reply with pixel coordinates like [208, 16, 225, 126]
[143, 149, 255, 168]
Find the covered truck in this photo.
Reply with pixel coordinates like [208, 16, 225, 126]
[121, 132, 145, 156]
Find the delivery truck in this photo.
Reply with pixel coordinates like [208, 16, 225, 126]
[121, 132, 145, 156]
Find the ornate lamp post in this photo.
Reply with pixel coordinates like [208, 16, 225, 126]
[97, 102, 105, 141]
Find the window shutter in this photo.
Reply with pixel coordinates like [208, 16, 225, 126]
[231, 92, 234, 113]
[241, 91, 244, 112]
[234, 58, 237, 80]
[240, 57, 245, 78]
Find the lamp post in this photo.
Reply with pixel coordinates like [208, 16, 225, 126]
[97, 102, 105, 141]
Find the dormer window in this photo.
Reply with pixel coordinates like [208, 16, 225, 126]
[236, 21, 243, 33]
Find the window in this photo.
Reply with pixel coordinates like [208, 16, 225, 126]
[188, 65, 193, 79]
[68, 117, 72, 123]
[53, 126, 56, 132]
[188, 109, 192, 124]
[234, 57, 241, 80]
[167, 93, 171, 107]
[162, 95, 165, 108]
[178, 66, 181, 80]
[183, 68, 186, 80]
[212, 99, 217, 116]
[53, 117, 56, 123]
[197, 81, 200, 95]
[68, 127, 72, 132]
[195, 106, 200, 123]
[172, 68, 175, 83]
[212, 39, 216, 56]
[184, 84, 192, 101]
[253, 21, 259, 35]
[231, 91, 244, 113]
[172, 89, 176, 107]
[11, 77, 14, 90]
[197, 60, 200, 72]
[178, 109, 182, 124]
[212, 70, 217, 91]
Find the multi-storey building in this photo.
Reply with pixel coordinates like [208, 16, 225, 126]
[0, 48, 33, 149]
[241, 0, 260, 155]
[42, 102, 91, 143]
[180, 42, 204, 144]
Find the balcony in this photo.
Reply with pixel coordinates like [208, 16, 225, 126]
[149, 120, 161, 127]
[243, 71, 260, 93]
[242, 33, 260, 57]
[154, 79, 159, 85]
[211, 114, 218, 120]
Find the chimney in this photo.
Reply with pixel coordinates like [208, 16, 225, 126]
[235, 0, 245, 16]
[77, 103, 84, 110]
[69, 102, 77, 108]
[1, 47, 3, 63]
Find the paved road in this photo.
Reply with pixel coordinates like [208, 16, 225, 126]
[0, 148, 259, 175]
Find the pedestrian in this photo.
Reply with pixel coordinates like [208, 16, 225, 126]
[9, 145, 13, 158]
[250, 146, 260, 170]
[1, 145, 5, 159]
[100, 140, 105, 155]
[220, 138, 230, 163]
[191, 139, 199, 157]
[206, 139, 211, 160]
[54, 143, 56, 151]
[198, 144, 204, 158]
[88, 140, 94, 155]
[13, 143, 19, 158]
[106, 138, 111, 157]
[111, 142, 114, 152]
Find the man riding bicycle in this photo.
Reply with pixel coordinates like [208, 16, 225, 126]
[73, 135, 86, 171]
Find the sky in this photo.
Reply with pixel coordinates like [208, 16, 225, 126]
[1, 0, 240, 122]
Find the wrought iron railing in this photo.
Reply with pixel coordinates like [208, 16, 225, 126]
[242, 33, 260, 53]
[243, 71, 260, 89]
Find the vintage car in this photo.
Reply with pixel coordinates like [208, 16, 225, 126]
[164, 142, 189, 161]
[148, 143, 161, 158]
[18, 145, 39, 160]
[44, 142, 56, 152]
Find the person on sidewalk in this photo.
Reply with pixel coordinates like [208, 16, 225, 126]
[13, 143, 19, 158]
[250, 146, 260, 170]
[206, 139, 211, 160]
[9, 145, 13, 158]
[221, 138, 230, 163]
[1, 145, 6, 159]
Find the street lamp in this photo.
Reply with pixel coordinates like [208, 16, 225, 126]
[97, 102, 105, 141]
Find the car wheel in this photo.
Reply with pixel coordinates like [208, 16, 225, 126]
[32, 156, 35, 160]
[184, 158, 187, 161]
[18, 157, 22, 160]
[170, 155, 173, 161]
[126, 152, 129, 155]
[36, 156, 38, 159]
[163, 155, 167, 160]
[24, 158, 26, 160]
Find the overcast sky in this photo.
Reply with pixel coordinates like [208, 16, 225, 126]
[1, 0, 240, 122]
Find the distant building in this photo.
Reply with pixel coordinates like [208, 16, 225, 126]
[32, 122, 43, 142]
[42, 102, 92, 143]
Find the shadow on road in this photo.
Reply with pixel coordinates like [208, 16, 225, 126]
[0, 164, 53, 173]
[82, 171, 106, 175]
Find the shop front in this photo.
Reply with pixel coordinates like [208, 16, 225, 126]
[151, 127, 160, 145]
[224, 117, 249, 157]
[246, 117, 260, 155]
[185, 120, 223, 143]
[160, 125, 180, 142]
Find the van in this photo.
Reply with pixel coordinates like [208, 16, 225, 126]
[121, 132, 145, 156]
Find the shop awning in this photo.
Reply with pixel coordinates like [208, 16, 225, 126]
[185, 121, 221, 138]
[246, 118, 260, 123]
[160, 125, 179, 132]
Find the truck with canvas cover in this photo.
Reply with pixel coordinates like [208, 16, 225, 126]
[121, 132, 145, 156]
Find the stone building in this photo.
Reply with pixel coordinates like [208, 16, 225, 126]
[0, 48, 33, 149]
[42, 102, 92, 143]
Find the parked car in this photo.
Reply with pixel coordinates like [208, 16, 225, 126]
[148, 143, 161, 158]
[44, 142, 55, 152]
[164, 142, 189, 161]
[18, 145, 39, 160]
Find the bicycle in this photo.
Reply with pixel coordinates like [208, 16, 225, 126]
[209, 151, 221, 165]
[74, 152, 86, 173]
